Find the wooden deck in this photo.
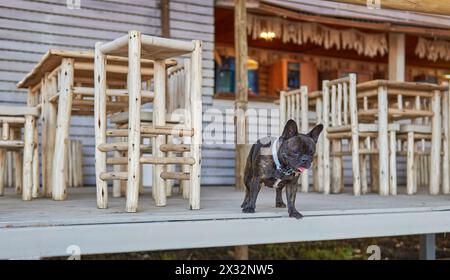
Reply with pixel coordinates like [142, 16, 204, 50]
[1, 186, 450, 259]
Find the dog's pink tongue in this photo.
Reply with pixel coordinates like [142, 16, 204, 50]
[298, 167, 306, 173]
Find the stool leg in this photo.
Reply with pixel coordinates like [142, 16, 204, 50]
[189, 40, 202, 210]
[125, 31, 142, 212]
[152, 59, 167, 207]
[94, 43, 108, 208]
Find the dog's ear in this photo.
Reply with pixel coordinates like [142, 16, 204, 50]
[281, 119, 299, 139]
[307, 124, 324, 143]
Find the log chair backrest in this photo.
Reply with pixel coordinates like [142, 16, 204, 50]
[323, 74, 358, 130]
[279, 85, 308, 134]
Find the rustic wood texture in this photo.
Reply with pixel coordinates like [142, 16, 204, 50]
[234, 0, 248, 191]
[52, 58, 74, 201]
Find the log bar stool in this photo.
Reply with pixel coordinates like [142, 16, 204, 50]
[94, 31, 202, 212]
[16, 50, 163, 201]
[108, 60, 192, 199]
[0, 106, 39, 200]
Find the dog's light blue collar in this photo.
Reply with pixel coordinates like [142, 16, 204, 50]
[271, 137, 282, 170]
[271, 137, 295, 177]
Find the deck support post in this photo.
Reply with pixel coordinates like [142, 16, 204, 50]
[419, 234, 436, 260]
[234, 0, 248, 190]
[234, 245, 249, 260]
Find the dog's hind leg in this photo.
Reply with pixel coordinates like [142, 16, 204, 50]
[275, 188, 286, 208]
[242, 177, 261, 213]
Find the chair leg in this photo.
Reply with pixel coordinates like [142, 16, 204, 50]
[406, 132, 415, 195]
[165, 135, 174, 197]
[0, 149, 4, 196]
[331, 141, 343, 194]
[360, 142, 368, 195]
[389, 130, 397, 195]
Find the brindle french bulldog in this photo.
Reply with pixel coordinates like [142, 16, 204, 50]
[241, 119, 323, 219]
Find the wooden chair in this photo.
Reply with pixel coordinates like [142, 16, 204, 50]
[323, 74, 400, 196]
[94, 31, 202, 212]
[0, 106, 39, 200]
[279, 86, 324, 193]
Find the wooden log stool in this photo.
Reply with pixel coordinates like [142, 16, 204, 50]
[16, 49, 162, 200]
[94, 31, 202, 212]
[0, 106, 39, 200]
[108, 61, 192, 199]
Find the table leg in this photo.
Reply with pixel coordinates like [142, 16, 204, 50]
[22, 115, 34, 201]
[429, 90, 441, 195]
[52, 58, 74, 201]
[377, 86, 389, 196]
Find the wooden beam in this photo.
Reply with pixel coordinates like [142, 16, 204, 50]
[333, 0, 450, 16]
[258, 3, 450, 38]
[234, 0, 248, 190]
[160, 0, 170, 38]
[388, 33, 405, 81]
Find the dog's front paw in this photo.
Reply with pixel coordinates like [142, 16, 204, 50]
[242, 207, 255, 214]
[276, 201, 286, 208]
[289, 211, 303, 219]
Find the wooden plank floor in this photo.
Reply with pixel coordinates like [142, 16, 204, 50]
[2, 186, 450, 228]
[1, 186, 450, 259]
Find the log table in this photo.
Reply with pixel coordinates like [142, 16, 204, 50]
[16, 49, 172, 201]
[356, 80, 448, 196]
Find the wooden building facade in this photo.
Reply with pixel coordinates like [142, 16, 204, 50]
[0, 0, 449, 187]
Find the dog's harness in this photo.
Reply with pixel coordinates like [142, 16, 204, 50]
[271, 137, 295, 177]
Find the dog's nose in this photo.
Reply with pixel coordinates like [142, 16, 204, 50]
[300, 155, 309, 164]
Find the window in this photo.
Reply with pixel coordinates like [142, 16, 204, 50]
[215, 56, 259, 95]
[287, 62, 300, 89]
